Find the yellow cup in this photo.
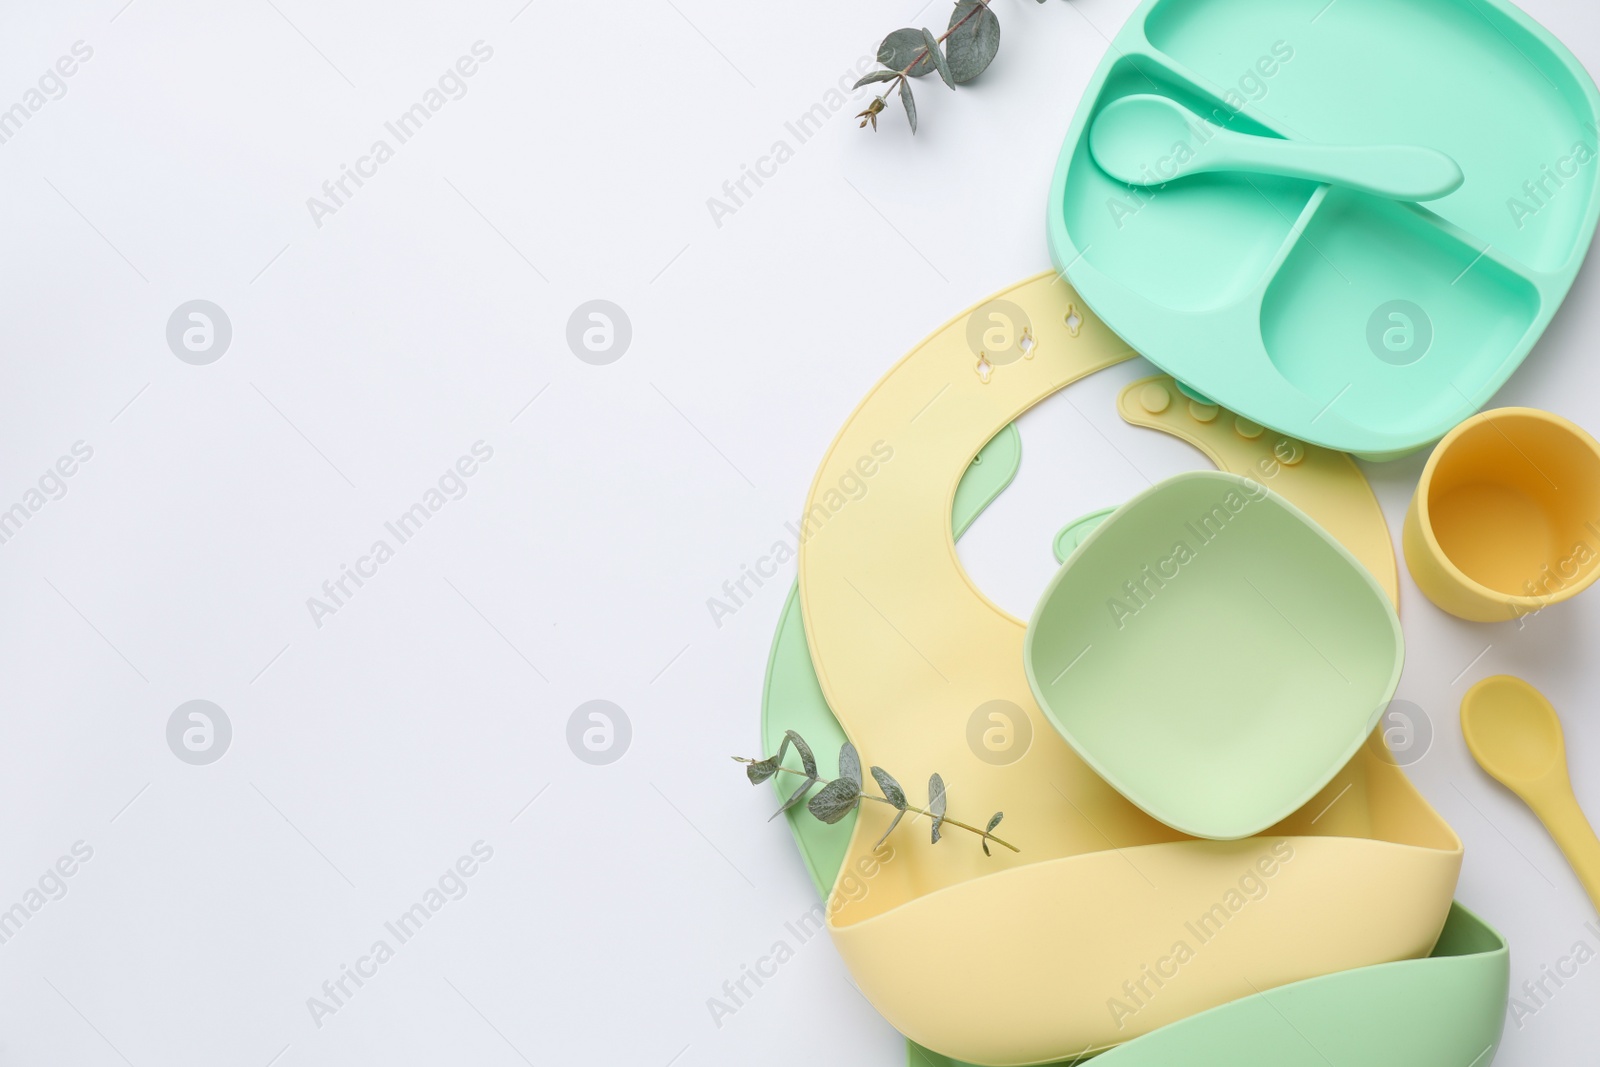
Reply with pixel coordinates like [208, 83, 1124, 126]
[1404, 407, 1600, 622]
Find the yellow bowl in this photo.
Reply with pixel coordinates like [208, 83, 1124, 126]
[1404, 407, 1600, 622]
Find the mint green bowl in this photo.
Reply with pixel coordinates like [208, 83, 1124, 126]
[1023, 471, 1402, 841]
[1047, 0, 1600, 460]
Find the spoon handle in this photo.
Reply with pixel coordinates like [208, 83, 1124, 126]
[1535, 786, 1600, 914]
[1233, 140, 1463, 203]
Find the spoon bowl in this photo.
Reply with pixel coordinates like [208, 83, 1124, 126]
[1461, 675, 1565, 787]
[1089, 95, 1207, 184]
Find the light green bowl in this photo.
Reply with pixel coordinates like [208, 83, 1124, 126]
[1024, 471, 1402, 840]
[1047, 0, 1600, 460]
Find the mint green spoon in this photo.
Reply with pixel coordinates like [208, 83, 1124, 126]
[1090, 94, 1465, 202]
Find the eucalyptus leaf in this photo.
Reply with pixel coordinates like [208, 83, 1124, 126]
[929, 773, 947, 843]
[853, 69, 902, 89]
[899, 77, 917, 134]
[983, 811, 1004, 856]
[769, 776, 817, 821]
[873, 808, 906, 852]
[785, 730, 817, 779]
[945, 0, 1001, 85]
[878, 27, 936, 77]
[871, 766, 907, 809]
[921, 27, 955, 88]
[838, 742, 863, 789]
[745, 756, 780, 785]
[808, 778, 862, 825]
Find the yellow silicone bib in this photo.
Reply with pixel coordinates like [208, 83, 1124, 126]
[798, 273, 1461, 1065]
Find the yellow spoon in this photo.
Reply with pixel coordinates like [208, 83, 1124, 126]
[1462, 675, 1600, 912]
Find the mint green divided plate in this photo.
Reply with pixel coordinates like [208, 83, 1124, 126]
[913, 902, 1509, 1067]
[1024, 471, 1402, 840]
[1047, 0, 1600, 460]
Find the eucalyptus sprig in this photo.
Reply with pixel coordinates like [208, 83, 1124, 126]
[853, 0, 1046, 134]
[736, 730, 1017, 855]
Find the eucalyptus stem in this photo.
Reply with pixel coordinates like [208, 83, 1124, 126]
[900, 0, 988, 76]
[763, 764, 1019, 852]
[737, 734, 1019, 856]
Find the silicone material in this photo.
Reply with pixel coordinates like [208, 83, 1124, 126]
[766, 388, 1422, 1066]
[910, 903, 1508, 1067]
[1404, 408, 1600, 622]
[794, 272, 1462, 1065]
[1047, 0, 1600, 459]
[1091, 94, 1463, 201]
[1117, 376, 1400, 606]
[1025, 471, 1403, 840]
[765, 350, 1476, 1066]
[1463, 675, 1600, 914]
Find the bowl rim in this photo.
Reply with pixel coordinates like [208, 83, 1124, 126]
[1411, 406, 1600, 607]
[1023, 469, 1405, 839]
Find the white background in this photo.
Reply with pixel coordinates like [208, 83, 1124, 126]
[0, 0, 1596, 1064]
